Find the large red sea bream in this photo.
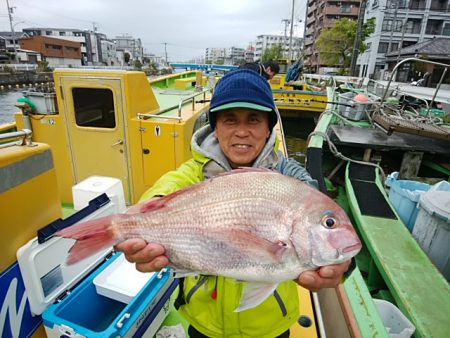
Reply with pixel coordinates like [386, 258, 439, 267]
[57, 168, 362, 311]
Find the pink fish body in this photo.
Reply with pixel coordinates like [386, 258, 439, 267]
[58, 169, 361, 311]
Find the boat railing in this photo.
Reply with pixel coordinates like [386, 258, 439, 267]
[379, 57, 449, 112]
[0, 129, 34, 149]
[138, 87, 213, 121]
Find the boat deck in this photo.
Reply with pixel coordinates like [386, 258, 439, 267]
[346, 162, 450, 338]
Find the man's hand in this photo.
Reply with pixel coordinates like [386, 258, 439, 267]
[114, 239, 169, 273]
[297, 260, 352, 292]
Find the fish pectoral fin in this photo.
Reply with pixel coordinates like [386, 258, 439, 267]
[227, 230, 290, 264]
[235, 282, 279, 312]
[172, 269, 198, 278]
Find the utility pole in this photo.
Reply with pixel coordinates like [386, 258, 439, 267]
[350, 0, 367, 76]
[6, 0, 18, 63]
[387, 0, 400, 62]
[288, 0, 295, 64]
[163, 42, 168, 65]
[282, 19, 290, 59]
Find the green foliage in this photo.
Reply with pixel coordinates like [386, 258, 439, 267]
[37, 60, 53, 72]
[262, 44, 283, 62]
[160, 68, 173, 75]
[1, 65, 15, 74]
[360, 18, 376, 53]
[133, 59, 143, 70]
[316, 18, 376, 68]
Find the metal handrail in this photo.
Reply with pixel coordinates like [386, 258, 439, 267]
[380, 57, 450, 113]
[0, 129, 34, 149]
[138, 87, 213, 121]
[177, 87, 212, 117]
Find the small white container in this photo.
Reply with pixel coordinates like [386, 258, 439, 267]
[94, 254, 155, 304]
[72, 175, 126, 212]
[373, 299, 415, 338]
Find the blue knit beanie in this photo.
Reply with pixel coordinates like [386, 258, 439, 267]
[209, 69, 277, 130]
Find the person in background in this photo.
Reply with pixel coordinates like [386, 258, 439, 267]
[239, 60, 280, 80]
[115, 69, 351, 338]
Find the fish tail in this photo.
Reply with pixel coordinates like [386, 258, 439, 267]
[57, 215, 124, 265]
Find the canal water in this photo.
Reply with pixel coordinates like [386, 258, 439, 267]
[0, 90, 314, 162]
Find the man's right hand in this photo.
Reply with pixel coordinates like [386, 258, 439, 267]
[114, 238, 169, 273]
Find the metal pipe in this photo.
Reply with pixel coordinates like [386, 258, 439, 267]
[0, 129, 33, 148]
[427, 67, 448, 118]
[381, 57, 450, 104]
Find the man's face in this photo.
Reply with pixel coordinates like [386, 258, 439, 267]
[215, 108, 270, 168]
[266, 67, 276, 80]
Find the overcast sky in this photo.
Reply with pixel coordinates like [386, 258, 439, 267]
[1, 0, 307, 61]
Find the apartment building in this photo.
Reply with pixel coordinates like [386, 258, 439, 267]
[205, 48, 226, 64]
[303, 0, 361, 70]
[356, 0, 450, 79]
[22, 28, 118, 66]
[113, 35, 144, 66]
[255, 34, 303, 60]
[19, 35, 81, 67]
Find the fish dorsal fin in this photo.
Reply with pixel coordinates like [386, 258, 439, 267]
[236, 282, 279, 312]
[128, 185, 202, 214]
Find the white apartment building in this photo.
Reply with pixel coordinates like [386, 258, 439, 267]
[225, 47, 245, 65]
[255, 34, 303, 60]
[356, 0, 450, 79]
[205, 48, 226, 63]
[113, 35, 144, 66]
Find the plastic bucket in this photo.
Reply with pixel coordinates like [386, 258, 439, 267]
[373, 299, 415, 338]
[412, 182, 450, 281]
[386, 172, 430, 232]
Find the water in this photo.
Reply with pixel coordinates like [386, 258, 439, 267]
[0, 90, 23, 124]
[0, 91, 313, 158]
[281, 116, 316, 163]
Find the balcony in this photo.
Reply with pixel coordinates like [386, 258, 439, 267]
[323, 5, 359, 16]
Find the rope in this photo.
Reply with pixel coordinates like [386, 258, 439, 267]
[307, 130, 386, 184]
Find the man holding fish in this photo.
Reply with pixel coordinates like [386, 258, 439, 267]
[113, 69, 357, 337]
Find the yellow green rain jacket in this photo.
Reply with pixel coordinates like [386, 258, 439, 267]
[140, 125, 316, 338]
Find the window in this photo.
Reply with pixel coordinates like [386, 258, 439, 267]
[382, 19, 402, 32]
[59, 31, 66, 36]
[341, 4, 352, 12]
[443, 23, 450, 36]
[73, 88, 116, 128]
[426, 20, 443, 34]
[378, 42, 388, 53]
[46, 31, 52, 35]
[405, 19, 422, 34]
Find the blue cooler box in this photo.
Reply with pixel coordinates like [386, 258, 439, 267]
[17, 196, 178, 338]
[386, 172, 430, 232]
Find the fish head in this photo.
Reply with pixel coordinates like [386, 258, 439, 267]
[291, 194, 362, 267]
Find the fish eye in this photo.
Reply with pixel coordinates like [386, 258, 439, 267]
[322, 216, 336, 229]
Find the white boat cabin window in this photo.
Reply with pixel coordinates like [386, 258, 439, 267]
[72, 88, 116, 128]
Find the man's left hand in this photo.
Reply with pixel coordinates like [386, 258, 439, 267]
[297, 260, 352, 292]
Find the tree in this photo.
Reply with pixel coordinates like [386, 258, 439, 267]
[262, 44, 283, 62]
[316, 18, 375, 71]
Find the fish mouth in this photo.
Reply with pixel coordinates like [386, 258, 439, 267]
[341, 243, 362, 254]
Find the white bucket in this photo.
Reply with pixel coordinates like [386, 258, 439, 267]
[373, 299, 415, 338]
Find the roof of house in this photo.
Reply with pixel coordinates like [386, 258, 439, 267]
[386, 37, 450, 60]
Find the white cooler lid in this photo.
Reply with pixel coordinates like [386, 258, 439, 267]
[16, 202, 117, 315]
[419, 191, 450, 224]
